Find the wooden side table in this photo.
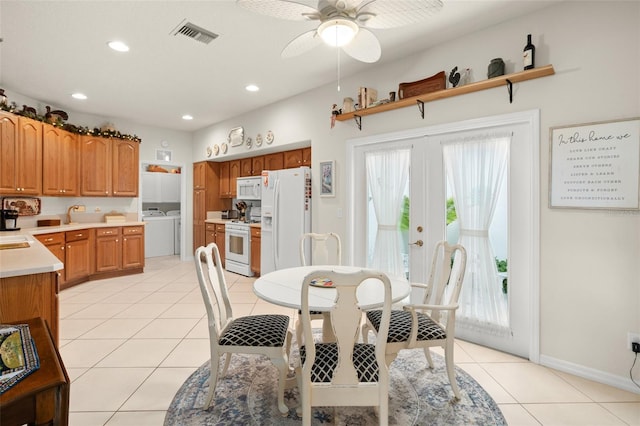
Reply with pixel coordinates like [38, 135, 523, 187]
[0, 317, 69, 426]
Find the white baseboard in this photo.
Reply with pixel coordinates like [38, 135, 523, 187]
[539, 354, 640, 395]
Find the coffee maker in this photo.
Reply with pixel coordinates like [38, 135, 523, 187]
[0, 209, 20, 231]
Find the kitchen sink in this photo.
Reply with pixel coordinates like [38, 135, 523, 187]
[0, 234, 34, 250]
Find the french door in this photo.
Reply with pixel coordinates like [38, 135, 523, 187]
[347, 111, 540, 359]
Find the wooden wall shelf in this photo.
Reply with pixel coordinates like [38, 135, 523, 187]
[335, 65, 555, 130]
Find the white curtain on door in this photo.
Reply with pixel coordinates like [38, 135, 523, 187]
[365, 149, 410, 278]
[442, 132, 510, 335]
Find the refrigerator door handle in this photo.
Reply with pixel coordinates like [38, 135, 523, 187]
[273, 177, 280, 269]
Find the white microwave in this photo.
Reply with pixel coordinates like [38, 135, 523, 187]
[236, 176, 261, 200]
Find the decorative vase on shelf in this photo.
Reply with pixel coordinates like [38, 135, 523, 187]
[488, 58, 505, 78]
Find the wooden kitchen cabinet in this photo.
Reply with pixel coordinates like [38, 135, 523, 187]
[283, 148, 312, 168]
[112, 139, 139, 196]
[302, 147, 311, 166]
[250, 226, 261, 276]
[219, 160, 240, 198]
[64, 229, 91, 285]
[80, 135, 110, 196]
[122, 225, 144, 269]
[193, 161, 229, 253]
[95, 227, 121, 273]
[219, 161, 231, 197]
[241, 156, 265, 177]
[0, 113, 42, 195]
[264, 152, 284, 171]
[34, 232, 66, 284]
[0, 274, 60, 345]
[252, 156, 264, 176]
[240, 158, 252, 177]
[205, 223, 226, 266]
[80, 135, 139, 196]
[42, 124, 79, 196]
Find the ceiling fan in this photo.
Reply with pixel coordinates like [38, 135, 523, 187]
[237, 0, 444, 63]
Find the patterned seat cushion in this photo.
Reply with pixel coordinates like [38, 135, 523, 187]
[366, 310, 446, 343]
[219, 314, 289, 347]
[300, 343, 379, 383]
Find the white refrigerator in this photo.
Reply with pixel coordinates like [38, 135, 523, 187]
[261, 167, 311, 275]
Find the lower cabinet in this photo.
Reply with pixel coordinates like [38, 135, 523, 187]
[64, 229, 91, 285]
[122, 226, 144, 269]
[95, 227, 121, 272]
[250, 227, 261, 276]
[36, 225, 144, 289]
[205, 223, 226, 266]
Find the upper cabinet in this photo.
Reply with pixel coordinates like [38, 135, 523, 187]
[264, 152, 284, 171]
[219, 160, 240, 198]
[283, 148, 311, 169]
[112, 139, 139, 196]
[80, 135, 139, 197]
[42, 124, 79, 196]
[0, 113, 42, 195]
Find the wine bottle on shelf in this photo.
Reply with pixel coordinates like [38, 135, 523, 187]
[523, 33, 535, 70]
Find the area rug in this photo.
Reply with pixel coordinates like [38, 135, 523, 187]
[165, 345, 506, 425]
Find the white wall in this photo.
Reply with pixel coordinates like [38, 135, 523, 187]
[191, 1, 640, 390]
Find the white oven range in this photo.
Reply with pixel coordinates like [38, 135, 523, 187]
[225, 221, 253, 277]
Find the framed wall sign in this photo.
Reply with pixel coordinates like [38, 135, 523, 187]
[320, 160, 335, 197]
[549, 117, 640, 210]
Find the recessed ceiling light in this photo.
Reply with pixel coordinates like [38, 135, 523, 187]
[108, 41, 130, 52]
[72, 93, 87, 100]
[245, 84, 259, 92]
[182, 115, 194, 120]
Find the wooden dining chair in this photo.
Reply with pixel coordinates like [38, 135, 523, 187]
[194, 243, 293, 414]
[361, 241, 467, 400]
[296, 232, 342, 345]
[296, 269, 392, 426]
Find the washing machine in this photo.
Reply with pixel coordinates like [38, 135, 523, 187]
[166, 210, 181, 255]
[141, 210, 175, 257]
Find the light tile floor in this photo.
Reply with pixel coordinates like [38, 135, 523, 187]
[59, 255, 640, 425]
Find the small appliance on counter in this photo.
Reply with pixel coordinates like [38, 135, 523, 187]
[0, 209, 20, 231]
[221, 210, 238, 220]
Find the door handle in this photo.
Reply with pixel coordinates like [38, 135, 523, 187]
[409, 240, 423, 247]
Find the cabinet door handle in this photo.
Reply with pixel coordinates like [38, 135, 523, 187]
[45, 238, 53, 242]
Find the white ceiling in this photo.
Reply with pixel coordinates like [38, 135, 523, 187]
[0, 1, 556, 132]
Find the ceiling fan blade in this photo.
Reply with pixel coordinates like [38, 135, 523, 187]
[356, 0, 443, 29]
[237, 0, 320, 21]
[341, 28, 381, 63]
[281, 29, 323, 58]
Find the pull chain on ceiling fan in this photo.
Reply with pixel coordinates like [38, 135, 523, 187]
[237, 0, 444, 63]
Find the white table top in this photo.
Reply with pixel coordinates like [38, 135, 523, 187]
[253, 265, 410, 311]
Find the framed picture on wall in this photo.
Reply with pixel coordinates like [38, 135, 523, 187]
[320, 160, 335, 197]
[549, 117, 640, 210]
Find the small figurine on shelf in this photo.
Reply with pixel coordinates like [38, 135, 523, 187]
[449, 67, 461, 87]
[330, 104, 341, 129]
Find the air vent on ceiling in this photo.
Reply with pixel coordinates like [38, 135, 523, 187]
[171, 20, 218, 45]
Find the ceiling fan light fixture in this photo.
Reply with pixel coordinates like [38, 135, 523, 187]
[318, 18, 358, 47]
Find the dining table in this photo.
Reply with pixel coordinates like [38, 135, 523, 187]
[253, 265, 411, 341]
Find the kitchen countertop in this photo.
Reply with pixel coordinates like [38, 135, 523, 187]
[0, 222, 145, 279]
[205, 219, 261, 228]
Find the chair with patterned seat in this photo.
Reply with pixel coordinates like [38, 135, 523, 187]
[195, 242, 293, 414]
[296, 269, 392, 426]
[296, 232, 342, 344]
[361, 240, 467, 400]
